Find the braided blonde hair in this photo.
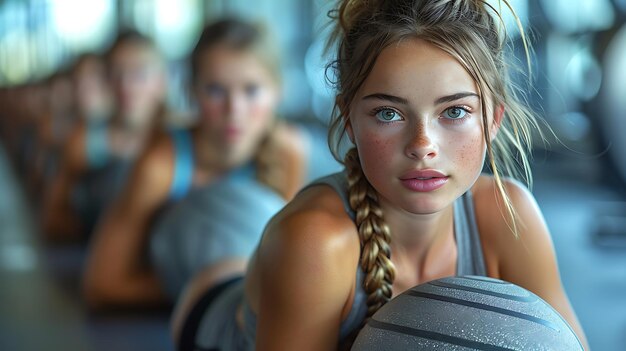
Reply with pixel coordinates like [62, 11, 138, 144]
[327, 0, 542, 317]
[345, 148, 396, 316]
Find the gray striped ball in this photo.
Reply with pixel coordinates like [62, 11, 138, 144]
[351, 275, 583, 351]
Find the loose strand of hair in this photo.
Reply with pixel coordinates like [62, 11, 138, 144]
[479, 0, 532, 79]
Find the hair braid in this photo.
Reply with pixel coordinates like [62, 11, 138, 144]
[345, 147, 396, 317]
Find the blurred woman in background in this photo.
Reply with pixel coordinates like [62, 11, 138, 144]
[82, 18, 308, 309]
[41, 30, 168, 242]
[30, 54, 113, 203]
[28, 71, 75, 199]
[70, 53, 113, 128]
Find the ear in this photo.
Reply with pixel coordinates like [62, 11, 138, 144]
[336, 94, 355, 144]
[490, 104, 504, 140]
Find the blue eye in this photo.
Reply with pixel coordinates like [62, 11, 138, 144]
[375, 108, 402, 122]
[245, 84, 259, 98]
[443, 107, 467, 119]
[204, 83, 225, 98]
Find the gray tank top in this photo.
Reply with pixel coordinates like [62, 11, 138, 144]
[242, 171, 487, 345]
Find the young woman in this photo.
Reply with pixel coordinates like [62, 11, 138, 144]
[29, 71, 76, 199]
[32, 54, 113, 204]
[81, 19, 307, 309]
[172, 1, 589, 350]
[70, 53, 113, 126]
[41, 31, 167, 242]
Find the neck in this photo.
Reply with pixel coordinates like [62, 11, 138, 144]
[111, 104, 161, 131]
[381, 200, 454, 248]
[381, 200, 454, 276]
[189, 127, 239, 185]
[107, 114, 154, 159]
[380, 199, 456, 286]
[84, 106, 110, 122]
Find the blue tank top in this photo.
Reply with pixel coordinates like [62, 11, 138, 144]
[85, 120, 110, 169]
[74, 121, 129, 235]
[242, 171, 488, 344]
[166, 129, 257, 201]
[168, 129, 195, 201]
[151, 130, 266, 299]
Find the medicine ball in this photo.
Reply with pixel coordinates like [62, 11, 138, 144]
[149, 177, 285, 298]
[351, 275, 583, 351]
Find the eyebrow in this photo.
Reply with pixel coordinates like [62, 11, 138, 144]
[434, 92, 479, 104]
[362, 93, 408, 105]
[362, 92, 479, 105]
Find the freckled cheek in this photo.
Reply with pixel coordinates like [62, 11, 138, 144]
[451, 133, 486, 174]
[357, 131, 396, 179]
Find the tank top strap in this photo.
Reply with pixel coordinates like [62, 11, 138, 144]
[454, 191, 487, 276]
[338, 264, 368, 340]
[168, 129, 195, 201]
[298, 171, 355, 220]
[85, 120, 109, 169]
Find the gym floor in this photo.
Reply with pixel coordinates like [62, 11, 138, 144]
[0, 144, 625, 351]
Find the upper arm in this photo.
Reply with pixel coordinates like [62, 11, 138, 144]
[100, 135, 173, 224]
[496, 181, 565, 305]
[41, 125, 87, 237]
[62, 124, 88, 175]
[256, 210, 356, 351]
[83, 135, 174, 297]
[476, 178, 588, 349]
[50, 124, 89, 196]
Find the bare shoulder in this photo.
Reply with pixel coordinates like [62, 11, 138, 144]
[471, 175, 557, 291]
[474, 176, 560, 288]
[248, 182, 360, 310]
[472, 175, 545, 241]
[115, 131, 176, 209]
[134, 131, 175, 179]
[259, 183, 360, 268]
[471, 175, 553, 273]
[252, 184, 362, 348]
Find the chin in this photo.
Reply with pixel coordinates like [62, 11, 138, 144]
[404, 202, 447, 216]
[397, 189, 456, 215]
[224, 151, 251, 168]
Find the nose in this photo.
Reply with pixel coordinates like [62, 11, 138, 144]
[225, 92, 246, 123]
[404, 120, 437, 160]
[115, 73, 134, 99]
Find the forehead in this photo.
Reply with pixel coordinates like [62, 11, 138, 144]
[356, 37, 478, 103]
[110, 43, 161, 69]
[197, 45, 275, 83]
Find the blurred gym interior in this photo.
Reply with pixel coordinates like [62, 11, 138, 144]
[0, 1, 625, 350]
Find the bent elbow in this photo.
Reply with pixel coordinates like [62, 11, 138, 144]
[81, 271, 126, 310]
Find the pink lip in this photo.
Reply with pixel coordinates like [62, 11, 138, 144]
[400, 169, 447, 180]
[224, 126, 242, 141]
[399, 169, 449, 192]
